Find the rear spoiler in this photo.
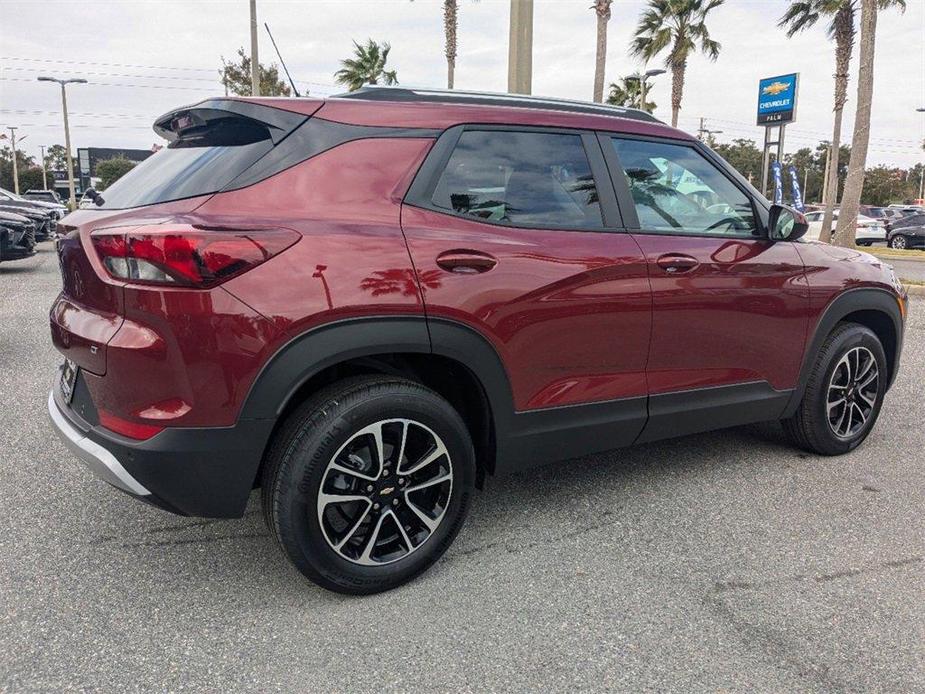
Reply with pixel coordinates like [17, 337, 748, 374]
[153, 98, 309, 145]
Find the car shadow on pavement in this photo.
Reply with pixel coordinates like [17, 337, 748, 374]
[64, 420, 801, 601]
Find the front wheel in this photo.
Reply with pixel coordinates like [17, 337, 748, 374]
[783, 323, 887, 455]
[889, 234, 908, 250]
[261, 376, 475, 594]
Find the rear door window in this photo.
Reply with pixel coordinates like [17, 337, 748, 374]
[429, 130, 604, 229]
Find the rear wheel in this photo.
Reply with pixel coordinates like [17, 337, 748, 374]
[783, 323, 887, 455]
[889, 234, 908, 250]
[261, 376, 475, 594]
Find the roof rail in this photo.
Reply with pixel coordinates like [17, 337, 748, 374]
[333, 86, 663, 124]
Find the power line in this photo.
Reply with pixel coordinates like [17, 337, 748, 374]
[3, 66, 218, 84]
[0, 77, 208, 92]
[0, 55, 215, 73]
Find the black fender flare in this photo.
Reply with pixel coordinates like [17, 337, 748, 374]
[239, 314, 516, 434]
[783, 287, 904, 416]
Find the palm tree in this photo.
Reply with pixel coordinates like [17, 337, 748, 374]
[334, 39, 399, 92]
[592, 0, 613, 103]
[444, 0, 460, 89]
[630, 0, 724, 128]
[832, 0, 904, 246]
[606, 77, 656, 113]
[781, 0, 904, 243]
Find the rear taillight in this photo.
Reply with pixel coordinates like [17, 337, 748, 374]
[98, 409, 164, 440]
[90, 225, 299, 288]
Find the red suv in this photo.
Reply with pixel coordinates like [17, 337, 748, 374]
[49, 88, 907, 593]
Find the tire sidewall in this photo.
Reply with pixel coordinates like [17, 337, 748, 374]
[274, 387, 475, 593]
[812, 326, 887, 453]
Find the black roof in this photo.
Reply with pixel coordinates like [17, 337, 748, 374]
[334, 86, 663, 124]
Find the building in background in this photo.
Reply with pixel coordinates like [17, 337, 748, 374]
[76, 147, 154, 195]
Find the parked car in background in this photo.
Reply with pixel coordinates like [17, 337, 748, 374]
[1, 187, 66, 219]
[48, 89, 907, 593]
[0, 187, 63, 233]
[888, 205, 925, 217]
[802, 209, 886, 245]
[0, 209, 37, 262]
[859, 206, 897, 232]
[0, 197, 56, 241]
[23, 189, 66, 207]
[887, 216, 925, 250]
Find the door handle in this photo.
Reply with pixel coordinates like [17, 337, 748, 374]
[436, 250, 498, 274]
[656, 253, 699, 274]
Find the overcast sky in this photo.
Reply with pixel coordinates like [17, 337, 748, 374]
[1, 0, 923, 168]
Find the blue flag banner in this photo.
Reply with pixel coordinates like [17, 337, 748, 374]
[771, 161, 783, 205]
[788, 165, 805, 212]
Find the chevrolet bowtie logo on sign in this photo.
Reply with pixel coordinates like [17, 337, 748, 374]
[757, 73, 799, 126]
[762, 81, 791, 96]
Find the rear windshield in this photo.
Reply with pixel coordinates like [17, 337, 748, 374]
[95, 116, 275, 210]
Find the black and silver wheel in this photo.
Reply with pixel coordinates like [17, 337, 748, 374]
[262, 376, 475, 594]
[825, 347, 879, 440]
[889, 234, 908, 250]
[783, 323, 887, 455]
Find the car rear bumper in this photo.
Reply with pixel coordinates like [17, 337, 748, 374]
[47, 386, 274, 518]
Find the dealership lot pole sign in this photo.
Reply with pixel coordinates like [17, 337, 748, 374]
[758, 73, 799, 198]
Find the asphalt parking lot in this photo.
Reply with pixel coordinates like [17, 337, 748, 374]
[2, 245, 923, 692]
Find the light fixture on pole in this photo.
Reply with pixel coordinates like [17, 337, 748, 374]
[625, 68, 665, 112]
[36, 76, 87, 210]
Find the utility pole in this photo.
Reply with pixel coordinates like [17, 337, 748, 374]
[39, 145, 48, 190]
[7, 127, 20, 194]
[249, 0, 260, 97]
[696, 117, 722, 143]
[37, 76, 87, 210]
[507, 0, 533, 94]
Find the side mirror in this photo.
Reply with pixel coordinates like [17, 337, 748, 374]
[768, 204, 808, 242]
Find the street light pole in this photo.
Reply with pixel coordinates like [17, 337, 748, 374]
[40, 145, 48, 190]
[37, 76, 86, 210]
[7, 127, 20, 194]
[250, 0, 260, 97]
[626, 68, 665, 113]
[917, 108, 925, 202]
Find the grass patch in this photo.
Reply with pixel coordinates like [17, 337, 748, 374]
[855, 245, 925, 260]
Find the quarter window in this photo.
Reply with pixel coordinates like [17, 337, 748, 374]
[431, 130, 604, 229]
[610, 137, 758, 237]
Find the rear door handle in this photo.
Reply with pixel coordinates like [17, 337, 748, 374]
[656, 253, 699, 274]
[436, 250, 498, 274]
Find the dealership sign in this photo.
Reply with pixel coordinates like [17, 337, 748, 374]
[757, 73, 799, 125]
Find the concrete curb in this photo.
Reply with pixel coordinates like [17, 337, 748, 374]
[904, 284, 925, 297]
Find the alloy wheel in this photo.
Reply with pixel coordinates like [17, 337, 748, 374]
[826, 346, 879, 440]
[317, 419, 453, 566]
[890, 235, 907, 249]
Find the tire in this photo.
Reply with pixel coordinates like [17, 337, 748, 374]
[261, 375, 476, 594]
[889, 234, 908, 250]
[783, 322, 887, 456]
